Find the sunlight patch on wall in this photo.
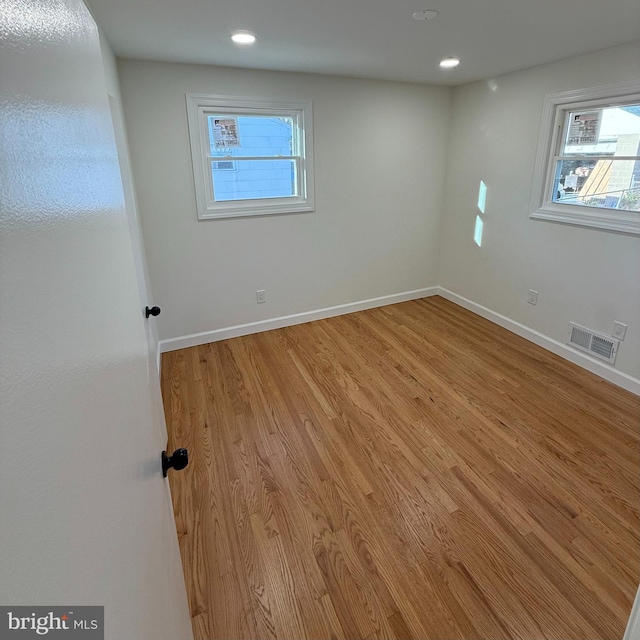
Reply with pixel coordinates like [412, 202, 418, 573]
[477, 180, 487, 214]
[474, 215, 484, 247]
[474, 180, 487, 246]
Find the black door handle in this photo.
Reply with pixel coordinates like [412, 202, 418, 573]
[162, 448, 188, 477]
[145, 306, 161, 318]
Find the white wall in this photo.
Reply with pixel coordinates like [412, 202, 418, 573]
[439, 41, 640, 381]
[117, 60, 451, 343]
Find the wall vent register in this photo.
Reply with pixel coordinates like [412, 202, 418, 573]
[567, 322, 618, 364]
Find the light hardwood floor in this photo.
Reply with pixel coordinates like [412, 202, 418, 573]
[161, 296, 640, 640]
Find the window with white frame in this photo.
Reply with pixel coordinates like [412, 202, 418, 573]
[529, 80, 640, 235]
[186, 94, 314, 219]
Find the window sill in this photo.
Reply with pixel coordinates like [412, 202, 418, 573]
[198, 200, 315, 220]
[530, 203, 640, 235]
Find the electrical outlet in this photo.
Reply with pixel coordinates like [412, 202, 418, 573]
[612, 321, 627, 340]
[256, 289, 266, 304]
[527, 289, 538, 305]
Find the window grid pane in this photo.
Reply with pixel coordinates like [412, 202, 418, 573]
[553, 158, 640, 212]
[207, 115, 295, 158]
[211, 158, 298, 202]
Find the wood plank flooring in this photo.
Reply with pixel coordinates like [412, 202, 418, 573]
[161, 296, 640, 640]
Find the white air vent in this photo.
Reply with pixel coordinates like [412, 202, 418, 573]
[567, 323, 618, 364]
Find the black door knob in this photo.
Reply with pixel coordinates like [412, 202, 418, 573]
[162, 448, 189, 477]
[145, 306, 161, 318]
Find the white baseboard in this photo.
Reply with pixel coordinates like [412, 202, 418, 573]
[438, 287, 640, 396]
[158, 285, 639, 395]
[159, 287, 439, 353]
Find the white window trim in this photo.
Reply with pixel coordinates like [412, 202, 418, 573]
[186, 94, 315, 220]
[529, 79, 640, 235]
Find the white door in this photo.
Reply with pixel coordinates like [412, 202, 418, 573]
[108, 93, 161, 379]
[0, 2, 192, 638]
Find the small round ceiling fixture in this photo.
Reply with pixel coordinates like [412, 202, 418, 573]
[231, 31, 257, 45]
[412, 10, 439, 20]
[439, 57, 461, 69]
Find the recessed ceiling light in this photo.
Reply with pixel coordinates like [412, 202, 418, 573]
[412, 10, 439, 20]
[231, 32, 257, 45]
[439, 57, 460, 69]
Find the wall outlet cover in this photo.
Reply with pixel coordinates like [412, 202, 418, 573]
[612, 321, 627, 340]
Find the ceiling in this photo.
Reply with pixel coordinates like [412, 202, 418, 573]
[86, 0, 640, 86]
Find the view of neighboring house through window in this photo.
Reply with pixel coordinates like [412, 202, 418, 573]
[553, 104, 640, 212]
[208, 115, 296, 202]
